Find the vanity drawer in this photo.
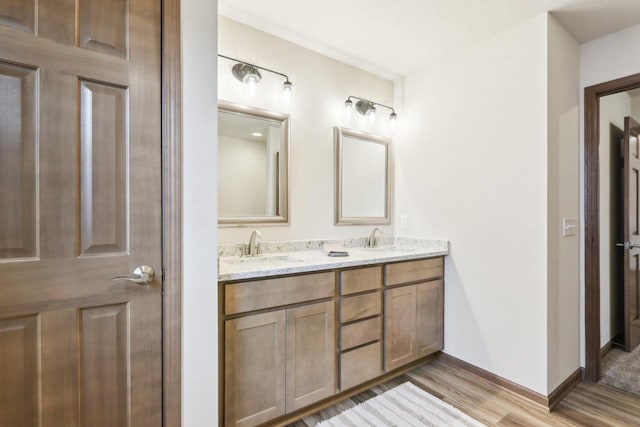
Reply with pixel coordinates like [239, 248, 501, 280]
[224, 272, 335, 315]
[340, 317, 381, 351]
[385, 257, 443, 286]
[340, 341, 382, 390]
[340, 266, 382, 295]
[340, 292, 381, 323]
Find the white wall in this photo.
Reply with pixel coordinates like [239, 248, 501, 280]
[579, 22, 640, 366]
[395, 14, 550, 394]
[218, 16, 395, 243]
[182, 0, 218, 425]
[546, 15, 581, 393]
[218, 135, 267, 216]
[599, 92, 630, 348]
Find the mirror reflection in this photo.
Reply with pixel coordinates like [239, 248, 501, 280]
[218, 101, 289, 225]
[335, 127, 391, 225]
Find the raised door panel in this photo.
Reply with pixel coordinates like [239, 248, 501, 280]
[416, 280, 444, 358]
[286, 301, 336, 412]
[80, 304, 129, 427]
[79, 0, 128, 57]
[385, 285, 417, 371]
[79, 80, 128, 256]
[0, 315, 39, 427]
[225, 311, 286, 427]
[38, 0, 76, 45]
[0, 62, 37, 260]
[0, 0, 35, 33]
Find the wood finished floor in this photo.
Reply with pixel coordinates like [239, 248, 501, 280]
[286, 358, 640, 426]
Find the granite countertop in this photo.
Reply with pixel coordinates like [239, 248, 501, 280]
[218, 237, 449, 282]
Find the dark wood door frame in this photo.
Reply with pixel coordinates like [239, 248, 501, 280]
[584, 72, 640, 382]
[162, 0, 182, 425]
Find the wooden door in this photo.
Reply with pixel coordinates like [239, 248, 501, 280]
[416, 280, 444, 358]
[385, 285, 417, 371]
[0, 1, 162, 425]
[623, 116, 640, 352]
[225, 311, 286, 427]
[286, 301, 336, 412]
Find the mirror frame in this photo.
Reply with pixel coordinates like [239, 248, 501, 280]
[334, 126, 392, 225]
[218, 100, 290, 226]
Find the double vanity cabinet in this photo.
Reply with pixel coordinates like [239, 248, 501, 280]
[219, 255, 444, 427]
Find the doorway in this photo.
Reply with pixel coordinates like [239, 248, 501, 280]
[585, 72, 640, 387]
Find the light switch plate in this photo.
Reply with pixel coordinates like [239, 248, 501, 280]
[400, 215, 408, 230]
[563, 218, 577, 237]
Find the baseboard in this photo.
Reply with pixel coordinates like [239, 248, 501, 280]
[436, 353, 582, 411]
[547, 368, 583, 410]
[601, 340, 613, 358]
[436, 352, 548, 407]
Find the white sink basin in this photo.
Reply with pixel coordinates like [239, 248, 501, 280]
[221, 255, 304, 265]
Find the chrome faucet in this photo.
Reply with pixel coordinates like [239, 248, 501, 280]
[367, 227, 382, 248]
[247, 230, 262, 256]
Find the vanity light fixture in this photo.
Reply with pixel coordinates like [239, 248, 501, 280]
[344, 95, 397, 126]
[219, 54, 293, 96]
[251, 132, 263, 137]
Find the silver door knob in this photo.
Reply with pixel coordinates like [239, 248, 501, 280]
[111, 265, 155, 285]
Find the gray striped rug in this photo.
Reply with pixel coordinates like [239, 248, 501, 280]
[316, 382, 486, 427]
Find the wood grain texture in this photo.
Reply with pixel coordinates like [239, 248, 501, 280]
[286, 358, 636, 427]
[79, 80, 128, 256]
[436, 352, 548, 407]
[340, 316, 381, 351]
[225, 272, 335, 315]
[0, 0, 162, 424]
[0, 62, 37, 260]
[416, 280, 444, 357]
[584, 72, 640, 382]
[340, 291, 381, 323]
[0, 315, 39, 427]
[385, 285, 417, 370]
[41, 309, 79, 427]
[385, 257, 443, 286]
[547, 368, 583, 410]
[162, 0, 182, 424]
[286, 301, 336, 412]
[79, 0, 128, 57]
[340, 341, 383, 391]
[80, 304, 129, 427]
[38, 0, 75, 45]
[0, 0, 35, 32]
[339, 266, 382, 295]
[225, 311, 286, 427]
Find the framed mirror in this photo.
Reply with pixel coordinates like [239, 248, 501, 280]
[218, 101, 290, 226]
[335, 127, 392, 225]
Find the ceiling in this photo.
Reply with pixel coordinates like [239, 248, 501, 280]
[219, 0, 640, 79]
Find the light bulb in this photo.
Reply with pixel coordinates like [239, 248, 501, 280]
[366, 105, 377, 124]
[389, 112, 397, 129]
[282, 80, 293, 103]
[344, 99, 353, 119]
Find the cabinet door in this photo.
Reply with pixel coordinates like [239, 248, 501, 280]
[225, 311, 286, 427]
[286, 301, 336, 411]
[416, 280, 444, 358]
[385, 285, 417, 371]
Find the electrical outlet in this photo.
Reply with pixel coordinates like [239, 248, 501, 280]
[400, 215, 408, 230]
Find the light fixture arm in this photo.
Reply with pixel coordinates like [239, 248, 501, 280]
[346, 95, 396, 115]
[218, 54, 291, 83]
